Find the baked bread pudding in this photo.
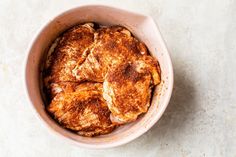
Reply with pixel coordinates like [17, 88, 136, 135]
[43, 23, 161, 136]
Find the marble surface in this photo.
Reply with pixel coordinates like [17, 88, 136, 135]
[0, 0, 235, 156]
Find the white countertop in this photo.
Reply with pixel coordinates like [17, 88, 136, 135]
[0, 0, 235, 156]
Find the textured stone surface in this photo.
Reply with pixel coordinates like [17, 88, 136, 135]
[0, 0, 235, 156]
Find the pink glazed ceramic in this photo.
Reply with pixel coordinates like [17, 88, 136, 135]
[24, 5, 173, 149]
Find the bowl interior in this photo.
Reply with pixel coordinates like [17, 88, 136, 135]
[25, 5, 173, 148]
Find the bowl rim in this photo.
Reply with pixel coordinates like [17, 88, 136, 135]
[23, 4, 174, 149]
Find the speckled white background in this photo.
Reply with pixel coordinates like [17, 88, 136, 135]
[0, 0, 235, 156]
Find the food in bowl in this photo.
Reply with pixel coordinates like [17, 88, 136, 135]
[42, 23, 161, 137]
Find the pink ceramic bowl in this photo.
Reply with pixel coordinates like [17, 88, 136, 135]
[24, 5, 173, 149]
